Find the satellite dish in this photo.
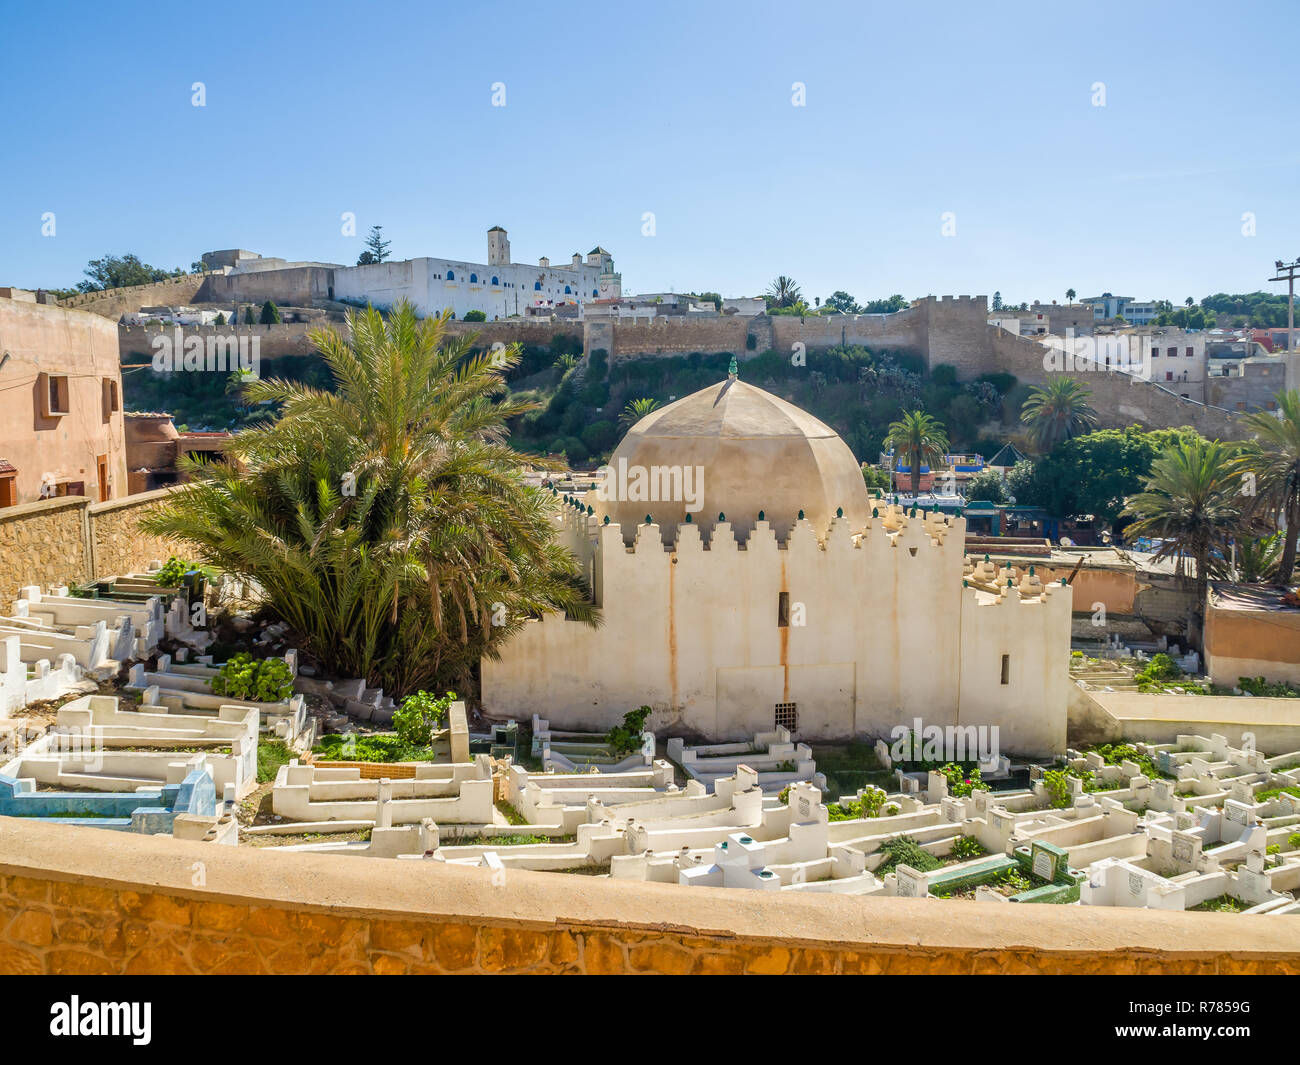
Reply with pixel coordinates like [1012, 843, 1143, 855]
[1060, 536, 1074, 548]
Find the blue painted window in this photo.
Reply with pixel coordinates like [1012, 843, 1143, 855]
[534, 282, 542, 291]
[446, 270, 455, 281]
[491, 276, 499, 286]
[470, 273, 478, 284]
[564, 285, 572, 294]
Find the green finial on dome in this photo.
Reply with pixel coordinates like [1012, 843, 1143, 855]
[1008, 577, 1014, 587]
[645, 515, 652, 525]
[728, 355, 738, 378]
[718, 512, 726, 522]
[1028, 564, 1035, 575]
[963, 579, 968, 588]
[872, 507, 879, 518]
[603, 515, 610, 525]
[758, 510, 765, 522]
[586, 505, 593, 516]
[1060, 577, 1067, 585]
[984, 553, 990, 562]
[685, 513, 692, 523]
[836, 507, 843, 518]
[798, 509, 805, 520]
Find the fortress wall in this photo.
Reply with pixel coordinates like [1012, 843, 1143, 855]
[443, 319, 579, 350]
[988, 328, 1247, 438]
[58, 275, 207, 319]
[598, 316, 751, 361]
[769, 310, 924, 353]
[921, 295, 995, 376]
[196, 267, 334, 308]
[119, 322, 322, 361]
[3, 817, 1296, 973]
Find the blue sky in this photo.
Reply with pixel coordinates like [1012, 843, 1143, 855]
[2, 0, 1297, 306]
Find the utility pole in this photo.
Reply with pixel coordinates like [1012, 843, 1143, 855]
[1269, 257, 1300, 352]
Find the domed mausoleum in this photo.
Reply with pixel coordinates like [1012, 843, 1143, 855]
[483, 367, 1072, 753]
[593, 370, 871, 543]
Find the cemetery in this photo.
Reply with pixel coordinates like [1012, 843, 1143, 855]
[0, 550, 1294, 945]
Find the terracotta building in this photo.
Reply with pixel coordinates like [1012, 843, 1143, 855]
[0, 293, 127, 507]
[124, 412, 231, 494]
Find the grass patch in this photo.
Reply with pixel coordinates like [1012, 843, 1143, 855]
[1191, 894, 1246, 913]
[811, 742, 894, 800]
[874, 835, 942, 875]
[1255, 785, 1300, 802]
[448, 833, 571, 847]
[256, 739, 293, 783]
[495, 800, 528, 826]
[312, 733, 439, 764]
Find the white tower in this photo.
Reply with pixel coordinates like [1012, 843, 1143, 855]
[487, 226, 510, 266]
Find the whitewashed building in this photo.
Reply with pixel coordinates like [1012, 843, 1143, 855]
[331, 227, 620, 319]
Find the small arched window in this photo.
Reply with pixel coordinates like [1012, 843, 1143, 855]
[564, 285, 572, 294]
[592, 289, 598, 297]
[446, 270, 455, 281]
[491, 276, 499, 286]
[534, 282, 542, 291]
[470, 273, 478, 284]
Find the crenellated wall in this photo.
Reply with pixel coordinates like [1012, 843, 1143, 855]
[483, 504, 1071, 753]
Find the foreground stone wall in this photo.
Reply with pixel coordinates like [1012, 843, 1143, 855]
[0, 489, 188, 600]
[0, 818, 1296, 974]
[88, 488, 191, 578]
[0, 499, 88, 603]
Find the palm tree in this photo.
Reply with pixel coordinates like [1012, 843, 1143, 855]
[1020, 378, 1098, 452]
[1065, 288, 1076, 303]
[619, 396, 661, 429]
[141, 300, 597, 695]
[884, 410, 949, 499]
[1229, 533, 1283, 583]
[1122, 439, 1247, 646]
[766, 276, 802, 309]
[1240, 389, 1300, 584]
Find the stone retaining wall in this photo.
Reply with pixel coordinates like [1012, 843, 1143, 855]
[0, 818, 1296, 974]
[0, 488, 189, 601]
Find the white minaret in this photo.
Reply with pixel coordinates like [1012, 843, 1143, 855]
[487, 226, 510, 266]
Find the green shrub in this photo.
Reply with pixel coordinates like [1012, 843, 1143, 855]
[949, 835, 985, 861]
[1135, 653, 1182, 689]
[1043, 768, 1073, 809]
[1288, 832, 1300, 850]
[561, 436, 588, 464]
[463, 309, 487, 322]
[827, 788, 886, 821]
[393, 690, 456, 747]
[210, 653, 294, 702]
[581, 419, 617, 454]
[1237, 676, 1300, 698]
[155, 556, 196, 586]
[939, 763, 991, 797]
[606, 705, 651, 755]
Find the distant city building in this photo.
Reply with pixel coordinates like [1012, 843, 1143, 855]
[1079, 295, 1158, 325]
